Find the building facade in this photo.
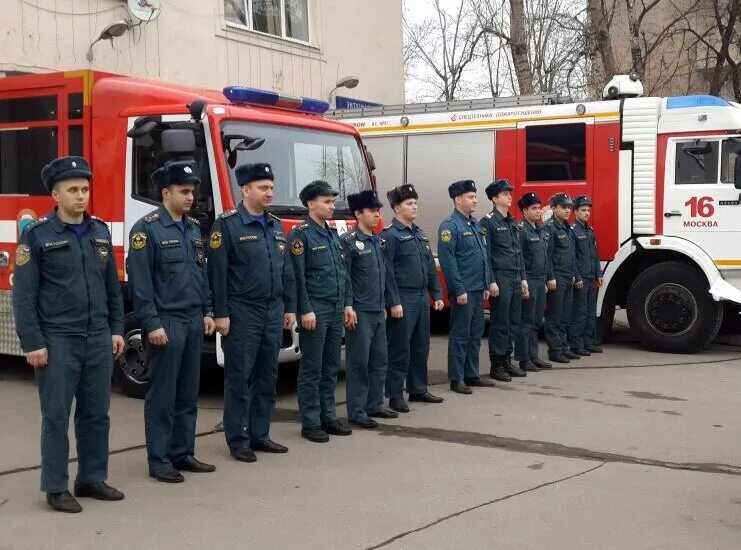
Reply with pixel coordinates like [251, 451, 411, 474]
[0, 0, 404, 105]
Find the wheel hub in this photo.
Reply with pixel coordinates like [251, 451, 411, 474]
[645, 283, 697, 336]
[119, 330, 149, 384]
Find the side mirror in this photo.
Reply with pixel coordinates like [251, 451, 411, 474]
[682, 140, 712, 155]
[363, 145, 376, 171]
[734, 155, 741, 189]
[161, 129, 196, 156]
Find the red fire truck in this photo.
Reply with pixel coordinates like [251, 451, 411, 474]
[332, 75, 741, 354]
[0, 70, 372, 396]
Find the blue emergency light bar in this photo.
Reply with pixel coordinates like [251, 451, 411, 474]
[223, 86, 330, 114]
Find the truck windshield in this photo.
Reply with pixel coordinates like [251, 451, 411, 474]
[220, 121, 371, 215]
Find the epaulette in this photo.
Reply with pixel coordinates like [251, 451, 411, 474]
[219, 209, 238, 219]
[383, 224, 393, 230]
[144, 211, 160, 223]
[24, 217, 49, 232]
[89, 215, 112, 234]
[186, 215, 200, 225]
[517, 221, 524, 228]
[341, 230, 356, 241]
[486, 212, 493, 218]
[268, 212, 281, 222]
[295, 223, 309, 232]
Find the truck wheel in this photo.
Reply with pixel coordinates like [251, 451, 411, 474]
[113, 314, 149, 399]
[626, 261, 722, 353]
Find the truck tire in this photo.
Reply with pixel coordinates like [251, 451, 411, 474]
[626, 261, 722, 353]
[112, 313, 149, 399]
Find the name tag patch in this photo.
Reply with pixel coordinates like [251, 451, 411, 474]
[239, 235, 258, 242]
[160, 239, 181, 247]
[43, 240, 70, 250]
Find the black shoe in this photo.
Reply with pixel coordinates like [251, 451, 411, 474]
[231, 448, 258, 462]
[450, 380, 473, 394]
[564, 351, 581, 360]
[520, 360, 540, 372]
[464, 377, 497, 388]
[532, 358, 552, 369]
[149, 467, 185, 483]
[47, 490, 82, 513]
[549, 353, 571, 364]
[350, 417, 378, 429]
[322, 420, 352, 436]
[251, 439, 288, 453]
[408, 392, 444, 404]
[586, 345, 603, 353]
[302, 426, 330, 443]
[73, 481, 124, 501]
[389, 396, 410, 412]
[572, 348, 591, 356]
[490, 366, 512, 382]
[503, 357, 527, 377]
[172, 456, 216, 472]
[369, 409, 399, 419]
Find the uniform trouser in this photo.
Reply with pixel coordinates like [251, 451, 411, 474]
[297, 304, 343, 429]
[515, 278, 546, 362]
[545, 275, 574, 354]
[345, 310, 388, 421]
[35, 331, 112, 493]
[385, 292, 431, 399]
[488, 271, 521, 359]
[145, 315, 202, 473]
[223, 299, 283, 452]
[569, 278, 597, 350]
[448, 291, 484, 382]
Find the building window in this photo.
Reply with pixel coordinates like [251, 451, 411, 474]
[225, 0, 309, 43]
[675, 140, 719, 185]
[0, 127, 57, 195]
[525, 123, 586, 182]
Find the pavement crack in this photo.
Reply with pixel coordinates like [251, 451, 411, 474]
[376, 424, 741, 476]
[366, 462, 606, 549]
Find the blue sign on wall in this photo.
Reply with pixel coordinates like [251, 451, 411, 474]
[335, 96, 382, 109]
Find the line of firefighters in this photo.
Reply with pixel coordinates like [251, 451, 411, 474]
[11, 155, 603, 513]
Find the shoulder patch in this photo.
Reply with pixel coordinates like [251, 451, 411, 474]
[14, 244, 31, 266]
[144, 211, 160, 223]
[131, 232, 148, 250]
[291, 238, 305, 256]
[219, 209, 238, 219]
[440, 228, 453, 243]
[186, 215, 200, 225]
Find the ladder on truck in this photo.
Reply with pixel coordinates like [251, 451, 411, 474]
[327, 93, 571, 119]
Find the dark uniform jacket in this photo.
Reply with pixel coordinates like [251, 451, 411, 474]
[341, 229, 394, 312]
[480, 209, 525, 283]
[437, 209, 491, 299]
[127, 206, 213, 333]
[13, 209, 124, 352]
[541, 217, 580, 280]
[520, 220, 553, 281]
[572, 220, 601, 279]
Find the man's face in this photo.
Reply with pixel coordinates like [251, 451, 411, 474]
[52, 178, 90, 215]
[523, 203, 542, 223]
[455, 192, 478, 215]
[575, 205, 591, 222]
[394, 198, 418, 222]
[493, 190, 512, 210]
[356, 207, 381, 230]
[308, 195, 336, 221]
[162, 183, 195, 214]
[242, 178, 274, 211]
[553, 204, 572, 221]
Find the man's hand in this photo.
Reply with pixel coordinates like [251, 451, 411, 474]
[301, 312, 317, 331]
[597, 277, 603, 287]
[390, 305, 403, 319]
[203, 316, 216, 336]
[148, 327, 168, 346]
[456, 293, 468, 306]
[344, 306, 357, 331]
[433, 300, 445, 311]
[575, 279, 584, 289]
[521, 280, 530, 299]
[547, 279, 557, 292]
[489, 283, 500, 298]
[112, 335, 125, 358]
[26, 348, 48, 368]
[284, 313, 297, 330]
[214, 317, 230, 336]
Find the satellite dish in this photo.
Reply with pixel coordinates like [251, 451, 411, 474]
[128, 0, 161, 22]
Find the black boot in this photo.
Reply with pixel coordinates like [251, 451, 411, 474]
[520, 360, 540, 372]
[532, 358, 552, 369]
[489, 357, 511, 382]
[504, 356, 527, 377]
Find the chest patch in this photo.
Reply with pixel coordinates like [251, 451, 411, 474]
[239, 235, 258, 242]
[355, 240, 365, 251]
[44, 240, 70, 250]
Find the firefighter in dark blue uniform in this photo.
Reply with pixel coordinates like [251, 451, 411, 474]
[342, 190, 397, 428]
[568, 195, 603, 355]
[542, 193, 582, 363]
[208, 163, 296, 462]
[437, 180, 496, 394]
[13, 156, 125, 513]
[514, 192, 553, 371]
[481, 179, 529, 381]
[382, 184, 444, 413]
[127, 161, 216, 482]
[288, 180, 354, 443]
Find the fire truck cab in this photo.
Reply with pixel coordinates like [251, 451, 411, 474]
[0, 70, 372, 396]
[333, 76, 741, 353]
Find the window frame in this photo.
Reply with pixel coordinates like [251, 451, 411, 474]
[669, 136, 741, 187]
[224, 0, 311, 46]
[522, 121, 588, 184]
